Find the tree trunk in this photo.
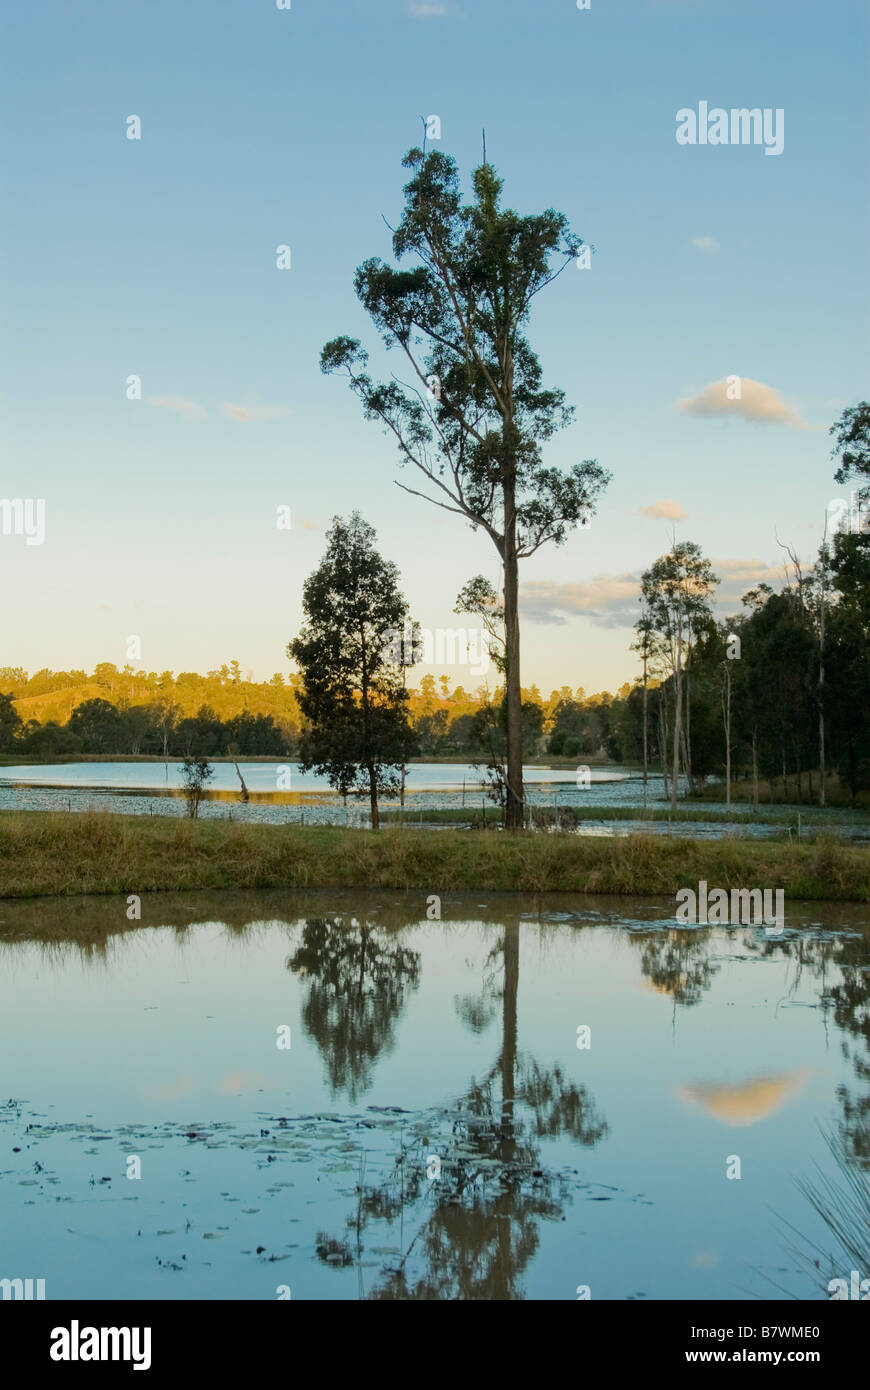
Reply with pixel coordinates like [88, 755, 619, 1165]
[848, 740, 857, 804]
[818, 568, 826, 808]
[684, 663, 694, 794]
[671, 657, 682, 814]
[641, 653, 648, 810]
[680, 721, 691, 800]
[359, 626, 379, 830]
[368, 764, 379, 830]
[722, 665, 731, 809]
[500, 923, 519, 1150]
[231, 757, 249, 803]
[502, 515, 524, 831]
[496, 921, 519, 1295]
[751, 727, 759, 809]
[659, 691, 670, 803]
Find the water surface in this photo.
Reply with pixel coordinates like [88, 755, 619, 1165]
[2, 891, 867, 1300]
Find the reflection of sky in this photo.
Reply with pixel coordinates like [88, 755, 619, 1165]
[0, 909, 863, 1301]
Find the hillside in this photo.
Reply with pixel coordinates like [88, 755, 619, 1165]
[13, 685, 108, 725]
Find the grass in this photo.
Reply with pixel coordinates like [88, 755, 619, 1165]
[0, 810, 867, 901]
[381, 803, 870, 830]
[778, 1130, 870, 1299]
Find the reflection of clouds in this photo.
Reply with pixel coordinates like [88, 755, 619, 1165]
[144, 1071, 277, 1100]
[678, 1069, 812, 1125]
[217, 1070, 270, 1095]
[145, 1073, 199, 1102]
[690, 1249, 720, 1269]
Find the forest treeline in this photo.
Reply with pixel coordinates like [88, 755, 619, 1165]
[1, 501, 868, 808]
[0, 658, 623, 761]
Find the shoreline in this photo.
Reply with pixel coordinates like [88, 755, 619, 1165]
[0, 810, 867, 903]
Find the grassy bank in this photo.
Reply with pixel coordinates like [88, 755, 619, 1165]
[381, 803, 870, 830]
[0, 810, 867, 901]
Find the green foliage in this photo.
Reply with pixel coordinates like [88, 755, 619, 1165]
[640, 542, 718, 661]
[830, 400, 870, 492]
[287, 513, 419, 824]
[68, 698, 125, 752]
[180, 755, 214, 819]
[0, 692, 22, 751]
[547, 695, 612, 758]
[17, 721, 83, 757]
[321, 146, 610, 826]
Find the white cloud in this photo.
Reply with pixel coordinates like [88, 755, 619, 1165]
[520, 574, 641, 629]
[690, 235, 719, 252]
[638, 500, 688, 520]
[520, 559, 788, 629]
[676, 377, 809, 429]
[148, 395, 205, 421]
[220, 402, 292, 423]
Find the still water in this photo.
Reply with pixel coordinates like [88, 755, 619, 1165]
[4, 763, 865, 841]
[1, 891, 867, 1300]
[0, 760, 627, 794]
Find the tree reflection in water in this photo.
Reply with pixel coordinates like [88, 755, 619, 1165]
[296, 917, 608, 1298]
[624, 919, 870, 1292]
[286, 916, 421, 1102]
[629, 925, 720, 1008]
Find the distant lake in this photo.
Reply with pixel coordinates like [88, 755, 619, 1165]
[0, 759, 629, 795]
[1, 889, 865, 1300]
[2, 762, 866, 839]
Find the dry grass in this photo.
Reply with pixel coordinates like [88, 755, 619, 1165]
[0, 811, 867, 901]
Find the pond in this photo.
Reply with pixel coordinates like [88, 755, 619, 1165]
[2, 763, 866, 840]
[1, 890, 867, 1300]
[0, 760, 628, 794]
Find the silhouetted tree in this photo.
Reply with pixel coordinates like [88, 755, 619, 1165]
[180, 755, 213, 818]
[288, 513, 420, 829]
[321, 149, 609, 828]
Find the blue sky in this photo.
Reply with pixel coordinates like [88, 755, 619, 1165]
[1, 0, 867, 693]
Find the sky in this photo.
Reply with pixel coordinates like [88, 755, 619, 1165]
[1, 0, 867, 695]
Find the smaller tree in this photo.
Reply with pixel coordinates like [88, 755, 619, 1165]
[0, 692, 22, 751]
[288, 513, 420, 829]
[68, 697, 124, 752]
[640, 541, 718, 811]
[180, 755, 213, 819]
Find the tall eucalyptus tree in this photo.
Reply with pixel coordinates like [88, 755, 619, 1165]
[321, 149, 609, 828]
